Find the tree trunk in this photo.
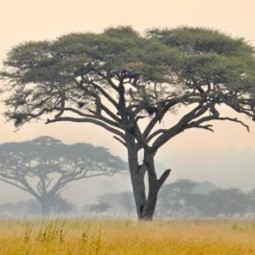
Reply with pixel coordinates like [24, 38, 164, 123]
[126, 140, 171, 221]
[127, 145, 146, 219]
[39, 196, 53, 216]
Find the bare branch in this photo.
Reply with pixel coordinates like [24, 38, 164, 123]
[90, 81, 119, 108]
[146, 129, 168, 144]
[46, 116, 125, 138]
[0, 176, 28, 192]
[143, 99, 180, 138]
[113, 136, 127, 147]
[187, 124, 214, 132]
[217, 117, 250, 132]
[19, 177, 41, 200]
[152, 102, 211, 149]
[157, 169, 171, 189]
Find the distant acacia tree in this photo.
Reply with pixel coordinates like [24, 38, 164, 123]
[206, 188, 248, 217]
[0, 136, 126, 215]
[157, 180, 198, 217]
[97, 191, 135, 216]
[1, 26, 255, 220]
[89, 202, 110, 216]
[157, 181, 249, 217]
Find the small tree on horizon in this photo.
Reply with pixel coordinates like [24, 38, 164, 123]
[1, 26, 255, 220]
[0, 136, 126, 215]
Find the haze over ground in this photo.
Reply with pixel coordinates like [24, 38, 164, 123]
[0, 0, 255, 205]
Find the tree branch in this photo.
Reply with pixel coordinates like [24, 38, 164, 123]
[113, 136, 127, 147]
[19, 177, 41, 200]
[152, 102, 211, 149]
[0, 176, 28, 192]
[50, 170, 114, 195]
[157, 169, 171, 190]
[0, 174, 40, 200]
[141, 100, 177, 138]
[187, 124, 214, 132]
[90, 81, 119, 108]
[46, 116, 125, 138]
[146, 129, 168, 144]
[55, 106, 120, 129]
[216, 117, 250, 132]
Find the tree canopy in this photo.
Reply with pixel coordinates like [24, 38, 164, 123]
[2, 26, 255, 131]
[1, 26, 255, 220]
[0, 136, 126, 214]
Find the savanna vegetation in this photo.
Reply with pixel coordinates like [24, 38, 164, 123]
[1, 26, 255, 220]
[0, 219, 254, 255]
[0, 24, 255, 255]
[92, 180, 255, 218]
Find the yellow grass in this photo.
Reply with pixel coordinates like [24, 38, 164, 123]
[0, 218, 254, 254]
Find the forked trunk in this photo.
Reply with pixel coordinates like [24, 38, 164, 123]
[127, 143, 171, 221]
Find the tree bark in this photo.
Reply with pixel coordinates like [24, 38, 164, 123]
[127, 144, 146, 219]
[126, 136, 171, 220]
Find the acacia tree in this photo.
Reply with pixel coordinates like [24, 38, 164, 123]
[1, 26, 255, 220]
[0, 136, 126, 215]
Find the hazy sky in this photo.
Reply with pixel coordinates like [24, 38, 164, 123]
[0, 0, 255, 205]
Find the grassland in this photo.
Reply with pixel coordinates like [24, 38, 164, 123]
[0, 218, 254, 254]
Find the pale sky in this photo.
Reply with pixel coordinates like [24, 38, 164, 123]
[0, 0, 255, 205]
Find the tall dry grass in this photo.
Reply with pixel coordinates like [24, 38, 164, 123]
[0, 218, 254, 254]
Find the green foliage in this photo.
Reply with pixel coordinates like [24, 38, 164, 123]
[148, 26, 254, 56]
[1, 25, 255, 141]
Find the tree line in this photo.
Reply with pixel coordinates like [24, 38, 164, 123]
[1, 179, 255, 218]
[88, 180, 255, 218]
